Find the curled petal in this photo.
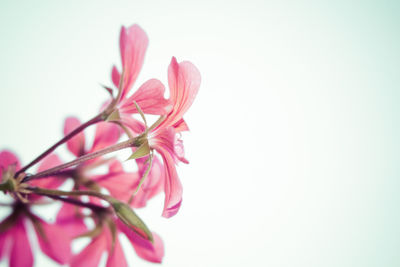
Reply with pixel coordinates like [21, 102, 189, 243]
[64, 117, 86, 156]
[119, 79, 171, 115]
[116, 219, 164, 263]
[34, 217, 71, 264]
[0, 150, 20, 180]
[157, 57, 201, 131]
[118, 24, 149, 99]
[155, 145, 183, 218]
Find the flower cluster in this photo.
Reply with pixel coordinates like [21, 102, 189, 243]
[0, 24, 200, 267]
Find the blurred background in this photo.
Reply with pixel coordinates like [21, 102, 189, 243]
[0, 0, 399, 266]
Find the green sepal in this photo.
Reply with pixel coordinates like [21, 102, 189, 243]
[105, 109, 121, 122]
[126, 142, 150, 161]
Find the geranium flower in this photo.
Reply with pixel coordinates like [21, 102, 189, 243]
[70, 217, 164, 267]
[0, 151, 71, 267]
[104, 24, 170, 129]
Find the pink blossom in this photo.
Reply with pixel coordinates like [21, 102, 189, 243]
[109, 24, 170, 130]
[0, 150, 72, 266]
[0, 208, 72, 267]
[147, 57, 201, 218]
[70, 218, 164, 267]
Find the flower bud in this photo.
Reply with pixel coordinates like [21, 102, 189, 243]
[109, 197, 153, 242]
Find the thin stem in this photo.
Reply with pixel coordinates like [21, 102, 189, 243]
[41, 194, 109, 212]
[24, 136, 144, 182]
[16, 113, 104, 176]
[29, 186, 112, 202]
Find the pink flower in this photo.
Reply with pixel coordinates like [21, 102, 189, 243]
[0, 207, 72, 267]
[70, 217, 164, 267]
[108, 24, 170, 129]
[0, 150, 72, 266]
[145, 57, 201, 218]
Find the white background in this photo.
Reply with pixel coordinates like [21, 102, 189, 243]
[0, 0, 399, 266]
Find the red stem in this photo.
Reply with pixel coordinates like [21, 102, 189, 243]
[16, 113, 104, 176]
[23, 136, 143, 182]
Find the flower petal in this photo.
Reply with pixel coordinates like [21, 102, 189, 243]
[118, 24, 149, 99]
[64, 117, 86, 157]
[29, 154, 65, 193]
[70, 231, 107, 267]
[111, 65, 121, 88]
[34, 217, 71, 264]
[106, 236, 128, 267]
[116, 219, 164, 263]
[157, 57, 201, 130]
[0, 150, 20, 180]
[119, 79, 170, 115]
[56, 203, 87, 238]
[90, 122, 121, 153]
[96, 172, 139, 202]
[10, 218, 33, 267]
[155, 145, 183, 218]
[131, 155, 164, 208]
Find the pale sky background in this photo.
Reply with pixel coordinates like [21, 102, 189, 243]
[0, 0, 400, 266]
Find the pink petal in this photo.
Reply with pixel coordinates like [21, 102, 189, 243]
[111, 65, 121, 88]
[119, 79, 171, 115]
[90, 122, 121, 153]
[0, 230, 7, 260]
[29, 154, 65, 194]
[96, 172, 139, 202]
[0, 150, 20, 180]
[118, 24, 149, 99]
[106, 236, 128, 267]
[120, 114, 146, 135]
[34, 217, 71, 264]
[131, 156, 164, 208]
[56, 203, 87, 238]
[154, 144, 183, 218]
[173, 118, 189, 132]
[116, 219, 164, 263]
[108, 159, 124, 173]
[64, 117, 86, 157]
[70, 231, 107, 267]
[156, 57, 201, 131]
[10, 218, 33, 267]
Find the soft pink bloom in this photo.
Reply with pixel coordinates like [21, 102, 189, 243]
[0, 150, 72, 266]
[147, 57, 201, 218]
[70, 218, 164, 267]
[0, 210, 72, 267]
[110, 24, 170, 130]
[0, 216, 33, 267]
